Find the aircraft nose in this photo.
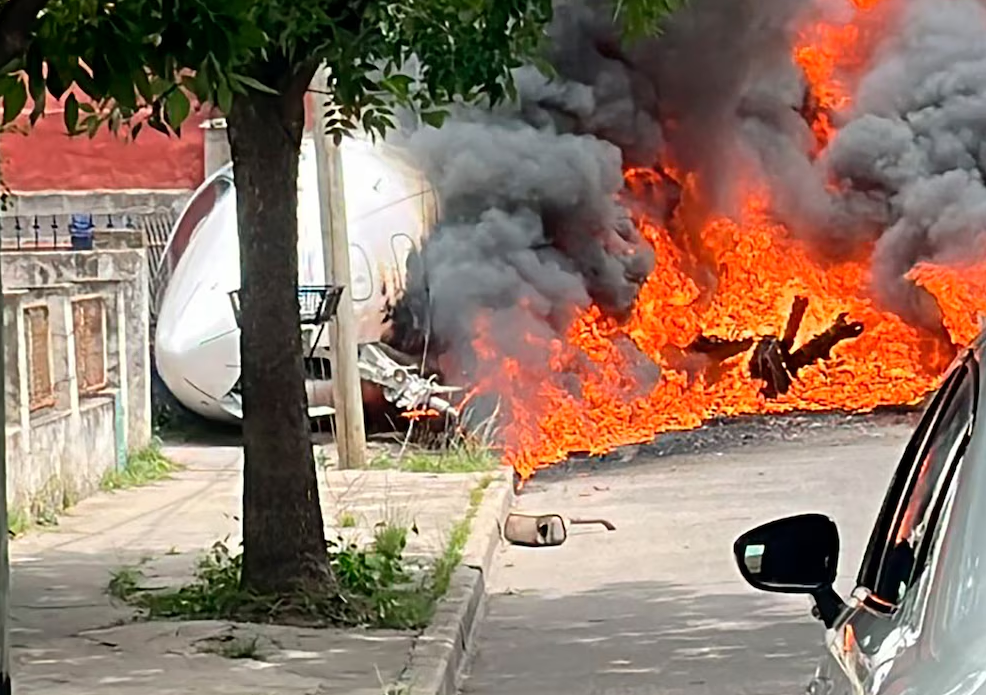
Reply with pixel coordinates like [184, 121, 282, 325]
[154, 283, 241, 401]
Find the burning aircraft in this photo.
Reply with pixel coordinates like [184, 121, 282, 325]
[154, 130, 461, 424]
[384, 0, 986, 481]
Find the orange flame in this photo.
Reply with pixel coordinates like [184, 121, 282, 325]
[459, 0, 986, 481]
[469, 182, 986, 480]
[401, 407, 441, 420]
[793, 0, 893, 150]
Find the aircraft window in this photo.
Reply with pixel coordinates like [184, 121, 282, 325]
[349, 244, 373, 302]
[166, 177, 233, 274]
[391, 234, 416, 291]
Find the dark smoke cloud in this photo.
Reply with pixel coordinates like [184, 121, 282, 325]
[822, 0, 986, 326]
[386, 1, 660, 383]
[387, 0, 986, 393]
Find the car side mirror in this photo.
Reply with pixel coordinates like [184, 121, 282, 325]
[503, 513, 568, 547]
[734, 513, 840, 592]
[734, 513, 845, 627]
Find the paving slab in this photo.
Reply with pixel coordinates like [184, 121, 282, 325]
[8, 443, 503, 695]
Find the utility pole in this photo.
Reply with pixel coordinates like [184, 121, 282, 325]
[312, 66, 366, 469]
[1, 274, 10, 695]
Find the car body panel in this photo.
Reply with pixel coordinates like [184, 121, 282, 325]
[747, 344, 986, 695]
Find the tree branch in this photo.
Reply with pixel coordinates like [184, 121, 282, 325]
[0, 0, 50, 70]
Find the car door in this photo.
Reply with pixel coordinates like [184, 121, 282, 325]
[810, 352, 978, 695]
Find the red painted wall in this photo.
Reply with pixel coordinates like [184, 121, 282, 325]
[1, 91, 318, 193]
[0, 91, 207, 192]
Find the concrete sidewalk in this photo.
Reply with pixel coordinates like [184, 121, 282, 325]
[9, 443, 507, 695]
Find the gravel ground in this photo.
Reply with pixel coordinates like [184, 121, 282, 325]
[522, 407, 921, 490]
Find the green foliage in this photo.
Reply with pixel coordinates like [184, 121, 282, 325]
[107, 470, 492, 630]
[337, 511, 359, 528]
[114, 524, 428, 628]
[101, 438, 180, 491]
[613, 0, 689, 38]
[0, 0, 685, 142]
[107, 565, 145, 601]
[202, 635, 262, 660]
[6, 506, 29, 537]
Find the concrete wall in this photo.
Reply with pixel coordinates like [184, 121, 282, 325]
[2, 249, 152, 520]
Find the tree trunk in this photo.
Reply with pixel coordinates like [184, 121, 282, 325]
[226, 73, 331, 595]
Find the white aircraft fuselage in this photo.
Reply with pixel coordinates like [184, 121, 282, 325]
[154, 132, 438, 423]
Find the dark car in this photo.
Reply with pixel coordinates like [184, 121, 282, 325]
[734, 335, 986, 695]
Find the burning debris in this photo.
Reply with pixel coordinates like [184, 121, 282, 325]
[384, 0, 986, 480]
[669, 296, 865, 398]
[748, 297, 864, 399]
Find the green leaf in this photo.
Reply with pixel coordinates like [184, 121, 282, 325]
[26, 70, 46, 125]
[2, 78, 27, 126]
[232, 73, 278, 94]
[164, 89, 190, 129]
[46, 63, 68, 99]
[64, 93, 80, 133]
[135, 69, 154, 102]
[216, 81, 233, 114]
[420, 109, 448, 129]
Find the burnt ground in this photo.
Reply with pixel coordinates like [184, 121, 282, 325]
[521, 406, 921, 491]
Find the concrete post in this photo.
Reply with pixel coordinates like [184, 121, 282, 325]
[201, 118, 231, 179]
[312, 66, 366, 469]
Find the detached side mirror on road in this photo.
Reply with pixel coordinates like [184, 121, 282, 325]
[733, 513, 846, 628]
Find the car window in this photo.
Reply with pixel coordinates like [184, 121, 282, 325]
[871, 360, 975, 605]
[857, 360, 967, 590]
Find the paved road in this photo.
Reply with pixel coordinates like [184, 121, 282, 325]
[462, 422, 913, 695]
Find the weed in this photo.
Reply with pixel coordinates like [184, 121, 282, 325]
[431, 475, 490, 598]
[337, 511, 358, 528]
[107, 478, 493, 632]
[7, 507, 29, 537]
[201, 635, 262, 660]
[315, 448, 332, 470]
[371, 443, 498, 474]
[107, 566, 145, 601]
[101, 438, 180, 492]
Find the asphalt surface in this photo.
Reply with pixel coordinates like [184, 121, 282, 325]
[461, 417, 914, 695]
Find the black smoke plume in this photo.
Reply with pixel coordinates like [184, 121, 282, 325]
[385, 0, 986, 396]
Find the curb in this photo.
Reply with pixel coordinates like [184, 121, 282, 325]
[397, 470, 514, 695]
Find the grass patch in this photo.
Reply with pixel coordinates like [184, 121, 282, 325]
[108, 565, 146, 601]
[370, 443, 498, 474]
[201, 635, 262, 660]
[431, 474, 493, 597]
[101, 439, 180, 492]
[106, 477, 496, 630]
[7, 506, 30, 537]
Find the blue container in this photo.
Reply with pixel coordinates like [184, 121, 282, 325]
[69, 214, 95, 250]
